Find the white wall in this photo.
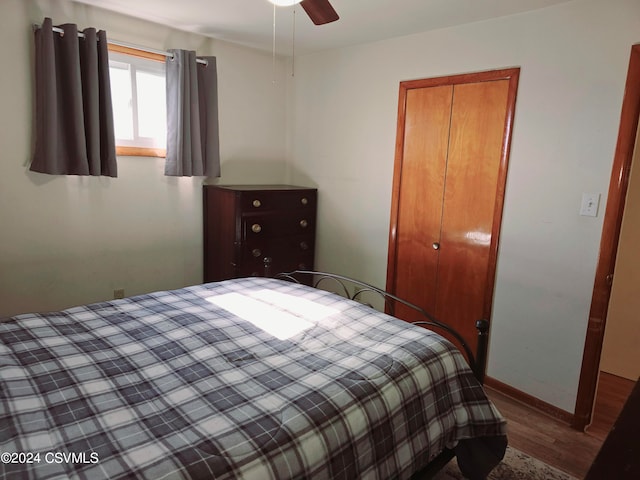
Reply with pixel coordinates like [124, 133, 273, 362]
[0, 0, 289, 317]
[287, 0, 640, 411]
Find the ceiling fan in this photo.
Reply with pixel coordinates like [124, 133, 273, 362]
[269, 0, 339, 25]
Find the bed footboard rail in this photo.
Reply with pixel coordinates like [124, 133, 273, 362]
[275, 270, 488, 383]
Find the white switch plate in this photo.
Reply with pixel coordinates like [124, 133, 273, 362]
[580, 193, 600, 217]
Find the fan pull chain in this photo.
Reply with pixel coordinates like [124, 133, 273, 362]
[272, 3, 277, 85]
[291, 8, 296, 77]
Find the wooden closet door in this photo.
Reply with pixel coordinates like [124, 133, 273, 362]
[435, 79, 510, 348]
[391, 85, 452, 319]
[387, 69, 519, 360]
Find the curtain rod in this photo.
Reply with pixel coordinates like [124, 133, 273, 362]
[33, 24, 208, 65]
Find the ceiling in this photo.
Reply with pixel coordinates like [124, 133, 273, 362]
[74, 0, 571, 56]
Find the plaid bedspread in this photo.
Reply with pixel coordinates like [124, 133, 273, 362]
[0, 277, 506, 480]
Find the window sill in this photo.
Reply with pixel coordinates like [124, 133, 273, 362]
[116, 146, 166, 158]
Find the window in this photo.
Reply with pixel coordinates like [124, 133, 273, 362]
[108, 45, 167, 157]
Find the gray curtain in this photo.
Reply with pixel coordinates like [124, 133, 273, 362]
[31, 17, 117, 177]
[165, 50, 220, 177]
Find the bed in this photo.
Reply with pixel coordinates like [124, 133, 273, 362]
[0, 271, 507, 480]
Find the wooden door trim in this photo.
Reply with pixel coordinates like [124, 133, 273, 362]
[573, 44, 640, 430]
[387, 67, 520, 325]
[399, 67, 521, 91]
[386, 77, 411, 293]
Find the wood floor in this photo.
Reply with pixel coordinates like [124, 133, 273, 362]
[586, 371, 636, 439]
[485, 373, 635, 479]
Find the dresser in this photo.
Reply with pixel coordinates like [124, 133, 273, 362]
[203, 185, 317, 282]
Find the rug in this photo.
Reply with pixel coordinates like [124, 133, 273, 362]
[432, 446, 579, 480]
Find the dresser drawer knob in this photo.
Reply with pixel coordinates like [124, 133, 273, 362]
[299, 241, 309, 251]
[251, 223, 262, 233]
[299, 219, 308, 228]
[252, 199, 262, 208]
[252, 248, 262, 257]
[301, 197, 308, 205]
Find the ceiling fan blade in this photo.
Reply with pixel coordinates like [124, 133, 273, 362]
[300, 0, 339, 25]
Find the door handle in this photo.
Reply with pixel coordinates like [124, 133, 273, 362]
[432, 242, 440, 250]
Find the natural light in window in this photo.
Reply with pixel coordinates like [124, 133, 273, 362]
[206, 290, 339, 340]
[136, 70, 166, 141]
[110, 63, 134, 140]
[108, 51, 166, 152]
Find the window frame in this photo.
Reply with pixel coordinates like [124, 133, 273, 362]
[107, 44, 167, 158]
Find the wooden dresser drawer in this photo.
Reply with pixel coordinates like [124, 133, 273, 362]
[239, 252, 314, 277]
[242, 213, 315, 239]
[242, 234, 314, 262]
[240, 190, 316, 212]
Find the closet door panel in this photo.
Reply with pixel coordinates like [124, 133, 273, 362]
[435, 80, 510, 343]
[392, 85, 452, 318]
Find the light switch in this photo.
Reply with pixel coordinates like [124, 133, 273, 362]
[580, 193, 600, 217]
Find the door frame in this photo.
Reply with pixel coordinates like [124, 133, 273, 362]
[386, 67, 520, 365]
[573, 44, 640, 430]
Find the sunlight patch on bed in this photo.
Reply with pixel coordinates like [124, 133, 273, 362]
[206, 290, 338, 340]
